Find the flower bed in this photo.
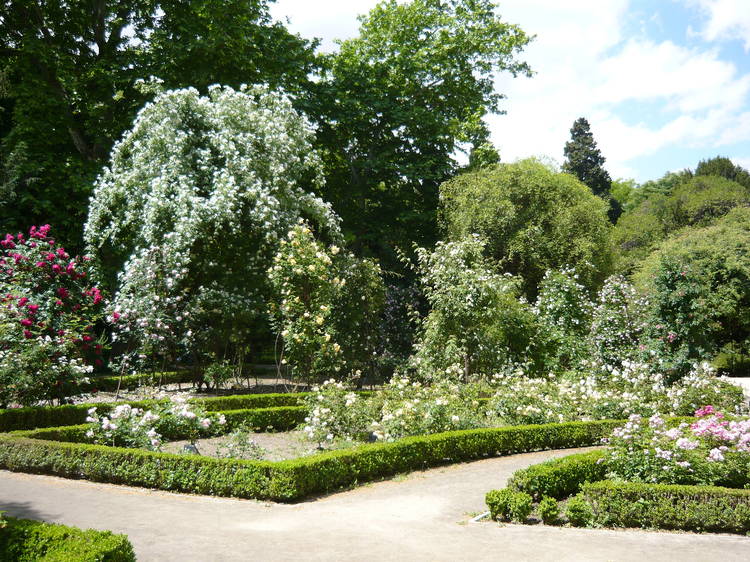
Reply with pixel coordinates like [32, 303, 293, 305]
[488, 409, 750, 534]
[0, 414, 620, 502]
[0, 515, 135, 561]
[0, 391, 311, 432]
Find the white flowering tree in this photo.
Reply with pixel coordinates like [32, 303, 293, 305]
[85, 85, 341, 370]
[410, 236, 541, 381]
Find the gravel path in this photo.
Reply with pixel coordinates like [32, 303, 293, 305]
[1, 447, 749, 561]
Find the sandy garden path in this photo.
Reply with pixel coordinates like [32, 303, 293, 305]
[2, 446, 749, 561]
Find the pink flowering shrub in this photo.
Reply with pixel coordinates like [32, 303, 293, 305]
[0, 225, 106, 407]
[604, 407, 750, 487]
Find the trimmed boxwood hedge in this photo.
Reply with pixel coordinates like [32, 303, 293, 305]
[0, 392, 312, 432]
[0, 516, 135, 561]
[0, 419, 621, 502]
[507, 449, 607, 500]
[582, 480, 750, 534]
[13, 406, 308, 443]
[494, 439, 750, 534]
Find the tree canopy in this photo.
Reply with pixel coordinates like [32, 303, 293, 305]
[84, 85, 340, 366]
[439, 158, 613, 297]
[0, 0, 316, 248]
[302, 0, 532, 267]
[612, 174, 750, 273]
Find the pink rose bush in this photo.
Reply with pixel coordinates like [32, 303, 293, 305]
[604, 406, 750, 486]
[0, 225, 106, 407]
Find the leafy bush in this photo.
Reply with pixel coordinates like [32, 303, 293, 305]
[268, 222, 384, 384]
[532, 268, 592, 371]
[605, 409, 750, 487]
[538, 496, 560, 524]
[613, 175, 750, 272]
[634, 208, 750, 377]
[565, 493, 593, 526]
[0, 225, 106, 407]
[485, 488, 533, 522]
[583, 480, 750, 534]
[85, 394, 226, 450]
[587, 276, 650, 367]
[487, 361, 743, 426]
[507, 449, 607, 500]
[301, 376, 490, 445]
[410, 236, 543, 379]
[0, 516, 135, 561]
[439, 158, 612, 298]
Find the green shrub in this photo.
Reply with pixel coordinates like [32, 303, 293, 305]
[439, 158, 613, 299]
[508, 491, 533, 522]
[485, 488, 515, 520]
[507, 449, 606, 500]
[565, 493, 593, 526]
[538, 496, 560, 524]
[583, 480, 750, 534]
[485, 489, 532, 522]
[0, 419, 621, 502]
[0, 516, 135, 561]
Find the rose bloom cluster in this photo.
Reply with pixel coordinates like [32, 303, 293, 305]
[0, 225, 105, 407]
[604, 406, 750, 486]
[86, 394, 226, 451]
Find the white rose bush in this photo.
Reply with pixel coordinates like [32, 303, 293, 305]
[84, 85, 341, 371]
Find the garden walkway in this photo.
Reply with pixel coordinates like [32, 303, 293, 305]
[1, 447, 749, 561]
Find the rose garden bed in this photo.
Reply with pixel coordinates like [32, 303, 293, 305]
[485, 413, 750, 535]
[0, 393, 620, 502]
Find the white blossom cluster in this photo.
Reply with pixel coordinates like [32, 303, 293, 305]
[84, 85, 341, 364]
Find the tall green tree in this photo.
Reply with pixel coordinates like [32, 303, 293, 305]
[302, 0, 532, 267]
[439, 158, 613, 298]
[0, 0, 316, 248]
[562, 117, 620, 222]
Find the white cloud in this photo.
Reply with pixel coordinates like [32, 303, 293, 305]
[494, 0, 750, 180]
[269, 1, 379, 52]
[270, 1, 750, 181]
[685, 0, 750, 51]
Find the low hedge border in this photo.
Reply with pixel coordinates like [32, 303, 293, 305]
[507, 449, 607, 500]
[0, 419, 621, 502]
[506, 416, 696, 500]
[0, 516, 135, 561]
[582, 480, 750, 534]
[12, 406, 308, 443]
[0, 392, 311, 432]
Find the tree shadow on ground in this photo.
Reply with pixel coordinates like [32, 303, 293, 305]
[1, 500, 56, 522]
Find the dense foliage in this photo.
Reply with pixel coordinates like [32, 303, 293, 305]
[268, 222, 384, 384]
[410, 236, 541, 379]
[634, 208, 750, 377]
[0, 0, 316, 247]
[303, 0, 532, 265]
[439, 159, 612, 297]
[612, 174, 750, 272]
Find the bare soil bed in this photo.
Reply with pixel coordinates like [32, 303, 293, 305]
[159, 430, 357, 462]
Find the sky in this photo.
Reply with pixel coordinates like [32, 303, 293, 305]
[269, 0, 750, 183]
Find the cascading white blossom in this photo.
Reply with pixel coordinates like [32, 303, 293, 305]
[84, 85, 341, 367]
